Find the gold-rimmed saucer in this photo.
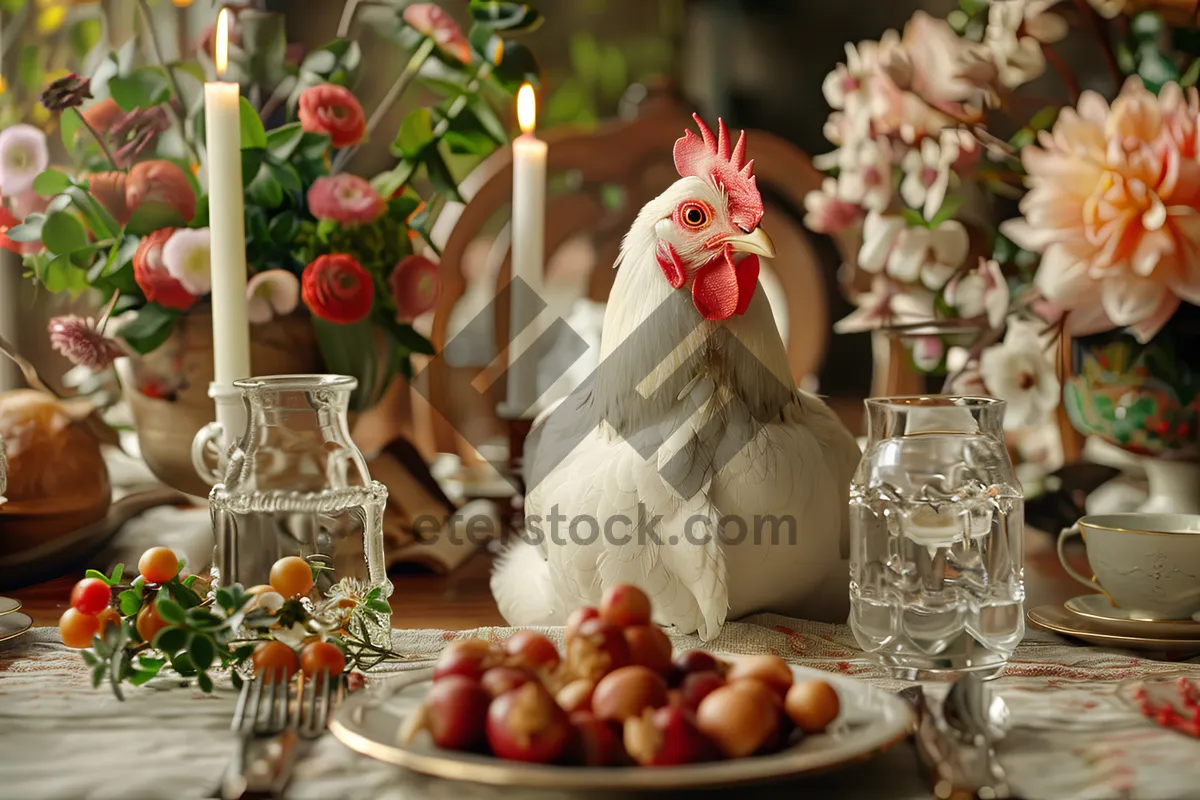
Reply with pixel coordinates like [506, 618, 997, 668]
[0, 597, 21, 616]
[1065, 594, 1200, 639]
[1029, 604, 1200, 654]
[0, 611, 32, 644]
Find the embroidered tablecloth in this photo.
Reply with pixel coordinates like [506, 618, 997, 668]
[1, 617, 1198, 800]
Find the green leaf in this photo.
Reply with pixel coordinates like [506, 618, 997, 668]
[84, 568, 109, 583]
[118, 589, 143, 616]
[468, 24, 505, 66]
[268, 209, 301, 243]
[493, 42, 540, 92]
[371, 160, 416, 200]
[155, 594, 185, 625]
[184, 608, 223, 629]
[197, 672, 214, 693]
[958, 0, 988, 15]
[467, 97, 508, 146]
[81, 650, 100, 666]
[215, 587, 234, 611]
[65, 186, 119, 240]
[169, 652, 197, 676]
[182, 574, 199, 588]
[266, 122, 305, 160]
[385, 319, 435, 355]
[18, 44, 42, 92]
[188, 635, 216, 671]
[152, 626, 188, 653]
[247, 166, 283, 209]
[91, 663, 105, 689]
[126, 203, 186, 236]
[268, 161, 302, 195]
[239, 96, 268, 150]
[297, 132, 332, 160]
[388, 193, 420, 221]
[422, 146, 463, 203]
[1183, 58, 1200, 89]
[69, 19, 104, 61]
[119, 304, 179, 355]
[101, 235, 139, 278]
[394, 108, 434, 160]
[41, 211, 89, 254]
[110, 563, 125, 585]
[241, 148, 266, 189]
[901, 208, 927, 228]
[0, 0, 26, 13]
[109, 66, 171, 111]
[238, 10, 289, 88]
[39, 254, 90, 296]
[61, 108, 83, 156]
[468, 1, 543, 32]
[33, 169, 72, 197]
[1028, 106, 1059, 131]
[927, 195, 965, 228]
[441, 105, 504, 155]
[5, 214, 43, 243]
[129, 669, 158, 686]
[366, 598, 392, 615]
[169, 580, 203, 609]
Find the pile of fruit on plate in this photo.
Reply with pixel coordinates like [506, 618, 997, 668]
[403, 584, 840, 766]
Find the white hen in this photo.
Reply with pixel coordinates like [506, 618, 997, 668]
[492, 116, 860, 639]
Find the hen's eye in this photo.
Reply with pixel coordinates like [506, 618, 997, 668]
[677, 201, 710, 230]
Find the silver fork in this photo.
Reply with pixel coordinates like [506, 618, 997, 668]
[220, 670, 341, 800]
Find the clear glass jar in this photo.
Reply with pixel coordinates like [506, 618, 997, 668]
[206, 375, 392, 644]
[849, 396, 1024, 680]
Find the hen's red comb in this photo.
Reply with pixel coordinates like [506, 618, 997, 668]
[673, 114, 763, 232]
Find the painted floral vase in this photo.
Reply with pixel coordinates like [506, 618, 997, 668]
[1063, 304, 1200, 512]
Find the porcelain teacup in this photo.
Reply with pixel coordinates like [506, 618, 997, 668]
[1057, 513, 1200, 620]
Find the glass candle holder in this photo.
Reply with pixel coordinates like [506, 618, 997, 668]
[849, 396, 1025, 681]
[206, 375, 392, 645]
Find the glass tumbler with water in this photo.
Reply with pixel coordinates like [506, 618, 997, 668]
[201, 375, 392, 647]
[849, 396, 1024, 680]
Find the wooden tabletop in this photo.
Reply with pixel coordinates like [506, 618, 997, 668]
[9, 526, 1087, 630]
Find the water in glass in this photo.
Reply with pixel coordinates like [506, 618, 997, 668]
[849, 396, 1024, 680]
[209, 375, 392, 646]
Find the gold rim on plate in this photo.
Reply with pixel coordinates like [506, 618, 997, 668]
[0, 597, 22, 617]
[329, 666, 914, 790]
[1028, 605, 1200, 652]
[1064, 595, 1200, 638]
[0, 612, 32, 644]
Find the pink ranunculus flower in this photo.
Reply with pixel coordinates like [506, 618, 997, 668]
[389, 254, 441, 321]
[1001, 77, 1200, 344]
[307, 174, 384, 227]
[298, 84, 366, 149]
[403, 3, 472, 64]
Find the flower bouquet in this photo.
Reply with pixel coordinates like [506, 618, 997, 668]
[3, 1, 543, 478]
[805, 0, 1200, 495]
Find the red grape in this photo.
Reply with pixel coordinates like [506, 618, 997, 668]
[565, 607, 600, 643]
[600, 584, 652, 627]
[424, 675, 491, 750]
[592, 666, 668, 723]
[565, 618, 630, 682]
[504, 630, 560, 671]
[480, 667, 533, 698]
[564, 711, 621, 766]
[678, 670, 725, 711]
[624, 625, 673, 674]
[433, 639, 501, 682]
[624, 706, 717, 766]
[486, 682, 570, 763]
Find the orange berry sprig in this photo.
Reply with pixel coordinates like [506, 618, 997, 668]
[60, 548, 393, 699]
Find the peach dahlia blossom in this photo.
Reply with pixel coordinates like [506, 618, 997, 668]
[1001, 78, 1200, 343]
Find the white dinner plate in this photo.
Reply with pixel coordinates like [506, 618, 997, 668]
[0, 597, 21, 616]
[1065, 594, 1200, 639]
[330, 663, 913, 790]
[0, 612, 32, 644]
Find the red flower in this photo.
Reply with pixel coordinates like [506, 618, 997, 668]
[0, 203, 27, 255]
[389, 254, 441, 321]
[297, 85, 366, 149]
[0, 192, 43, 255]
[126, 160, 196, 224]
[403, 4, 472, 64]
[301, 254, 374, 324]
[133, 228, 197, 310]
[307, 174, 384, 227]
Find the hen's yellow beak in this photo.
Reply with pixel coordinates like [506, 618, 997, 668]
[725, 227, 775, 259]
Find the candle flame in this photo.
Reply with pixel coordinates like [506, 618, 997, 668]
[517, 83, 536, 134]
[215, 8, 231, 77]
